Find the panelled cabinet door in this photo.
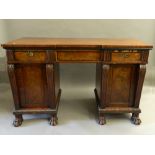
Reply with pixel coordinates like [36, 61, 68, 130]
[15, 64, 49, 108]
[103, 64, 138, 108]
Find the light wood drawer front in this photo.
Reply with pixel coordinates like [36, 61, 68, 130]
[112, 52, 141, 63]
[57, 51, 100, 61]
[14, 51, 47, 62]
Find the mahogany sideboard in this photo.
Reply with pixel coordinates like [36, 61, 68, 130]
[1, 38, 153, 127]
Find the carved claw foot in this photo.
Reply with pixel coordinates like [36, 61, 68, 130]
[13, 118, 22, 127]
[131, 114, 141, 125]
[99, 116, 106, 125]
[49, 115, 58, 126]
[13, 115, 23, 127]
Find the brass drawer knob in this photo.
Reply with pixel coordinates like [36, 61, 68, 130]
[119, 53, 129, 58]
[27, 51, 34, 57]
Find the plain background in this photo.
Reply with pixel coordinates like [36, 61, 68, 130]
[0, 19, 155, 134]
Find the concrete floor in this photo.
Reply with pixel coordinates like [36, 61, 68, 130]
[0, 82, 155, 135]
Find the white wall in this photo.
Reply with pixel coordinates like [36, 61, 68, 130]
[0, 19, 8, 57]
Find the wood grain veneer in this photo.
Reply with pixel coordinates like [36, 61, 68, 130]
[1, 38, 153, 126]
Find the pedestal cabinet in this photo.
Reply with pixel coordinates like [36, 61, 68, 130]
[1, 38, 153, 127]
[6, 50, 61, 126]
[95, 50, 149, 125]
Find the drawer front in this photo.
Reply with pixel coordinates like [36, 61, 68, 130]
[111, 51, 141, 63]
[57, 51, 101, 62]
[14, 51, 47, 62]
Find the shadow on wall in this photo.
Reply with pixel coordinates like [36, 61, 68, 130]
[144, 66, 155, 86]
[0, 57, 9, 83]
[0, 71, 9, 83]
[60, 63, 96, 88]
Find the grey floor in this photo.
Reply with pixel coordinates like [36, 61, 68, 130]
[0, 64, 155, 135]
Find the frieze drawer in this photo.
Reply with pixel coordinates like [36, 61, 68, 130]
[14, 51, 47, 62]
[111, 50, 141, 63]
[57, 50, 101, 62]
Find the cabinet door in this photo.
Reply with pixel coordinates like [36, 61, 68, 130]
[15, 64, 49, 108]
[103, 64, 137, 108]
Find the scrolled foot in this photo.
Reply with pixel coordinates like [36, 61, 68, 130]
[99, 116, 106, 125]
[49, 115, 58, 126]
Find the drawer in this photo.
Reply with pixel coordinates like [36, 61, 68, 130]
[111, 51, 141, 63]
[14, 51, 47, 62]
[57, 51, 101, 62]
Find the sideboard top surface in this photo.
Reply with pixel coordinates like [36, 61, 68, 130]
[1, 37, 153, 49]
